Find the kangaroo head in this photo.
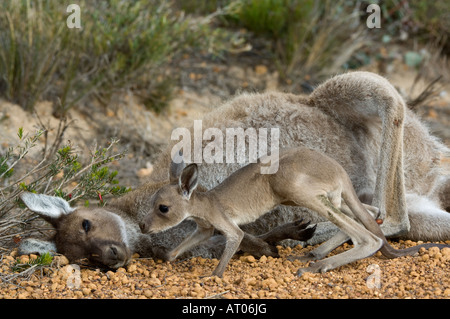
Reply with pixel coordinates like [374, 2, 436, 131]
[20, 192, 131, 269]
[139, 155, 199, 234]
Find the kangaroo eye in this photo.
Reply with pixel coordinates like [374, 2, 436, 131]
[82, 219, 91, 232]
[159, 205, 169, 213]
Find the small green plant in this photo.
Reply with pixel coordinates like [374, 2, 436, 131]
[0, 156, 14, 179]
[0, 127, 44, 182]
[12, 252, 53, 272]
[50, 138, 131, 206]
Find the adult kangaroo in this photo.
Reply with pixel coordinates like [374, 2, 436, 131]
[20, 71, 450, 268]
[127, 71, 450, 242]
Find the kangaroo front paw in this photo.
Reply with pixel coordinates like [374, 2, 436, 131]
[252, 244, 280, 258]
[299, 224, 317, 241]
[267, 244, 280, 258]
[286, 219, 316, 242]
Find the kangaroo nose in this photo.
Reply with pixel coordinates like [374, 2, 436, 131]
[110, 245, 118, 256]
[139, 221, 147, 233]
[103, 244, 131, 269]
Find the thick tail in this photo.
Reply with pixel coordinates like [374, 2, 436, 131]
[380, 241, 448, 259]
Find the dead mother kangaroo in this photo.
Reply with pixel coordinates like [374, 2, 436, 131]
[140, 147, 449, 277]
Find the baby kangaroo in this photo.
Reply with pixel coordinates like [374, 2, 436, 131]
[140, 147, 449, 277]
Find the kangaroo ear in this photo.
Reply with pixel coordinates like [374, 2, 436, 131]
[179, 164, 198, 200]
[169, 149, 185, 183]
[20, 192, 74, 225]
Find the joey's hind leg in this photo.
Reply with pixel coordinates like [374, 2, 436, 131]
[296, 195, 383, 276]
[289, 199, 378, 264]
[341, 203, 380, 220]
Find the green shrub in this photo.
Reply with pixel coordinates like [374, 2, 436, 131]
[225, 0, 368, 80]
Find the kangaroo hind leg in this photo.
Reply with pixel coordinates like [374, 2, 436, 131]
[295, 195, 383, 276]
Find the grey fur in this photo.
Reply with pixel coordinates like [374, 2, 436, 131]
[19, 238, 57, 256]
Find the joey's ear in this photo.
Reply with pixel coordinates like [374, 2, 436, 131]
[20, 192, 74, 226]
[179, 164, 198, 200]
[169, 150, 185, 184]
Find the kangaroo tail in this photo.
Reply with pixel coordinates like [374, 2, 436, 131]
[342, 182, 450, 259]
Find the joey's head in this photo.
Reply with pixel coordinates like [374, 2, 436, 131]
[139, 154, 199, 234]
[20, 192, 132, 269]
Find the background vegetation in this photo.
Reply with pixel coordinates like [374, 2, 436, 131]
[0, 0, 217, 114]
[1, 0, 448, 113]
[0, 0, 449, 248]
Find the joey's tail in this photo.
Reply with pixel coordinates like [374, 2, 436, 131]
[342, 184, 450, 259]
[379, 239, 448, 259]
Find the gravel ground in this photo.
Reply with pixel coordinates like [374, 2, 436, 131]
[1, 240, 450, 299]
[0, 46, 448, 301]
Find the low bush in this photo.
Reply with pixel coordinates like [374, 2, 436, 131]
[223, 0, 369, 81]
